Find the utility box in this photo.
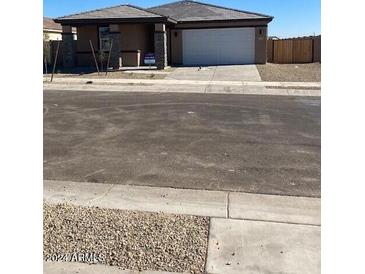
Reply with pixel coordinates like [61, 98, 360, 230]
[120, 50, 141, 67]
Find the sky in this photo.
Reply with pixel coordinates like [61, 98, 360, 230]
[43, 0, 321, 38]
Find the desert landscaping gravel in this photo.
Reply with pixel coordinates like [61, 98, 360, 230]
[47, 71, 167, 80]
[44, 203, 209, 274]
[257, 63, 321, 82]
[78, 72, 167, 79]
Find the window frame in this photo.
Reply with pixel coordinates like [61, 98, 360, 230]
[98, 26, 111, 52]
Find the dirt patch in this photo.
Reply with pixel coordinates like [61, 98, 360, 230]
[68, 71, 167, 80]
[257, 63, 321, 82]
[44, 203, 209, 273]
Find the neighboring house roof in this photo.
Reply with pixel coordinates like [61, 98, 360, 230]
[54, 1, 273, 24]
[54, 4, 175, 24]
[149, 0, 273, 22]
[44, 17, 77, 33]
[43, 17, 62, 31]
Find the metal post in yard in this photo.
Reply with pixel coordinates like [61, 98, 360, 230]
[51, 41, 60, 82]
[100, 51, 104, 73]
[44, 56, 48, 82]
[89, 40, 100, 75]
[105, 39, 113, 76]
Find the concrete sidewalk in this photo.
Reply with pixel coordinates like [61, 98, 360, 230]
[44, 180, 320, 274]
[44, 76, 321, 88]
[43, 77, 320, 97]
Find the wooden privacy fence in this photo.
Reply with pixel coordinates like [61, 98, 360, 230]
[267, 36, 321, 63]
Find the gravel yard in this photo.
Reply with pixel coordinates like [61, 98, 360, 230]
[257, 63, 321, 82]
[81, 72, 167, 79]
[46, 71, 167, 80]
[43, 203, 209, 274]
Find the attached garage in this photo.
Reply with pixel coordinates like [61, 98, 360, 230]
[150, 1, 273, 67]
[182, 28, 255, 66]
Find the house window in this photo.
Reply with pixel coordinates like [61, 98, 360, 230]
[99, 26, 111, 51]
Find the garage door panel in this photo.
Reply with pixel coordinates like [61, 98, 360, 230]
[182, 28, 255, 66]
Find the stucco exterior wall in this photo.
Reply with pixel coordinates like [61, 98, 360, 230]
[75, 24, 154, 67]
[43, 31, 62, 41]
[119, 24, 154, 65]
[75, 26, 98, 66]
[170, 29, 183, 65]
[75, 21, 269, 67]
[76, 26, 98, 52]
[255, 26, 268, 64]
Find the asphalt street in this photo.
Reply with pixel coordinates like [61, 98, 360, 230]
[44, 90, 320, 197]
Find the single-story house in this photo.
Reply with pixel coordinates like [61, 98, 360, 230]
[54, 0, 273, 69]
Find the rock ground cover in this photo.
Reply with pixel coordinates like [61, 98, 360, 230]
[46, 71, 167, 80]
[257, 63, 321, 82]
[43, 203, 209, 274]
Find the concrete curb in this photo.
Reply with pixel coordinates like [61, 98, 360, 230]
[43, 77, 321, 88]
[44, 180, 320, 226]
[43, 83, 320, 97]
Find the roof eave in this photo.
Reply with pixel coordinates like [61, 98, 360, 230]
[54, 16, 177, 25]
[176, 17, 274, 24]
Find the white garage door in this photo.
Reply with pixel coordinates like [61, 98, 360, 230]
[182, 27, 255, 66]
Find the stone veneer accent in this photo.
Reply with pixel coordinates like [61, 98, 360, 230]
[154, 24, 167, 69]
[108, 32, 121, 69]
[61, 33, 75, 67]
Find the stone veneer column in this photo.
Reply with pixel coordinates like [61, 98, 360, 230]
[154, 23, 167, 69]
[61, 25, 75, 67]
[109, 24, 121, 69]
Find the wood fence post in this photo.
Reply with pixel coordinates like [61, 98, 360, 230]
[312, 37, 315, 63]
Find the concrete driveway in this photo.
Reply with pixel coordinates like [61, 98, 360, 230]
[44, 90, 320, 197]
[166, 65, 262, 81]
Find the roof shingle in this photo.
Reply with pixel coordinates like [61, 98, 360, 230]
[54, 1, 273, 24]
[56, 4, 163, 20]
[149, 0, 273, 22]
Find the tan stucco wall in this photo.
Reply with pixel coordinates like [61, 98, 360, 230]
[43, 31, 62, 41]
[76, 26, 98, 52]
[76, 26, 98, 66]
[76, 24, 153, 66]
[75, 21, 269, 67]
[255, 26, 268, 64]
[170, 29, 183, 65]
[119, 24, 154, 64]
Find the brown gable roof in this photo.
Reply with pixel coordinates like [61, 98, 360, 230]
[54, 1, 273, 24]
[55, 4, 165, 21]
[149, 0, 273, 22]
